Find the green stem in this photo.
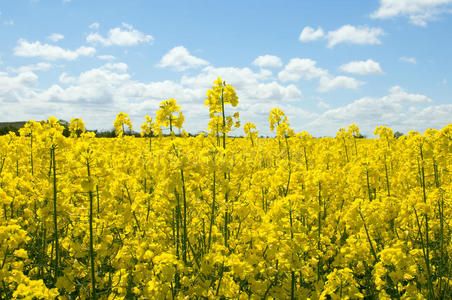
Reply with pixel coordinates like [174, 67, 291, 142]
[343, 137, 349, 162]
[221, 86, 226, 150]
[96, 185, 100, 216]
[420, 146, 434, 299]
[51, 147, 59, 281]
[208, 169, 216, 251]
[359, 210, 378, 263]
[366, 168, 372, 202]
[175, 194, 180, 260]
[384, 154, 390, 197]
[180, 169, 188, 264]
[87, 161, 97, 300]
[303, 146, 308, 171]
[284, 136, 291, 197]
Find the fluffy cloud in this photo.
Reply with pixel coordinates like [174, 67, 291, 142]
[386, 85, 432, 103]
[306, 86, 437, 136]
[241, 81, 302, 102]
[101, 62, 128, 72]
[278, 58, 362, 92]
[47, 33, 64, 42]
[0, 71, 38, 104]
[157, 46, 209, 71]
[399, 56, 417, 64]
[278, 58, 328, 82]
[181, 66, 272, 89]
[299, 26, 324, 42]
[317, 100, 330, 109]
[252, 55, 283, 68]
[86, 23, 153, 46]
[0, 61, 307, 134]
[404, 104, 452, 129]
[14, 39, 95, 60]
[299, 25, 384, 48]
[326, 25, 384, 48]
[318, 76, 363, 92]
[340, 59, 383, 75]
[89, 22, 100, 30]
[59, 72, 76, 84]
[2, 63, 448, 137]
[97, 55, 116, 60]
[371, 0, 452, 26]
[7, 62, 52, 73]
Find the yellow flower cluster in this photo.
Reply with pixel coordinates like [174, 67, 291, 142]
[155, 98, 184, 136]
[0, 79, 450, 299]
[113, 112, 133, 137]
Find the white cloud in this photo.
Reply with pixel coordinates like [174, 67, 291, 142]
[37, 67, 132, 110]
[0, 71, 38, 104]
[181, 66, 272, 89]
[243, 82, 302, 102]
[47, 33, 64, 42]
[371, 0, 452, 26]
[278, 58, 362, 92]
[86, 23, 153, 46]
[102, 62, 128, 72]
[98, 55, 116, 60]
[278, 58, 328, 82]
[326, 25, 384, 48]
[0, 72, 38, 89]
[89, 22, 100, 30]
[317, 100, 330, 109]
[399, 56, 417, 64]
[0, 61, 309, 135]
[299, 26, 324, 42]
[252, 55, 283, 68]
[7, 62, 52, 73]
[340, 59, 383, 75]
[387, 85, 432, 103]
[59, 72, 76, 84]
[405, 104, 452, 130]
[2, 60, 446, 137]
[318, 76, 363, 92]
[157, 46, 209, 71]
[14, 39, 95, 60]
[307, 86, 436, 136]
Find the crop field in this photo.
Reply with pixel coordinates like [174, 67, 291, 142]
[0, 79, 451, 299]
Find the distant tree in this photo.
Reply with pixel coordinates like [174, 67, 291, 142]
[0, 126, 19, 136]
[353, 133, 366, 139]
[58, 119, 71, 137]
[394, 131, 404, 138]
[94, 129, 116, 138]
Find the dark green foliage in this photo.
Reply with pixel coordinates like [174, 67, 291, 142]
[394, 131, 404, 138]
[58, 120, 70, 137]
[0, 125, 19, 136]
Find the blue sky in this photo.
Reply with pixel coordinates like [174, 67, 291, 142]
[0, 0, 451, 136]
